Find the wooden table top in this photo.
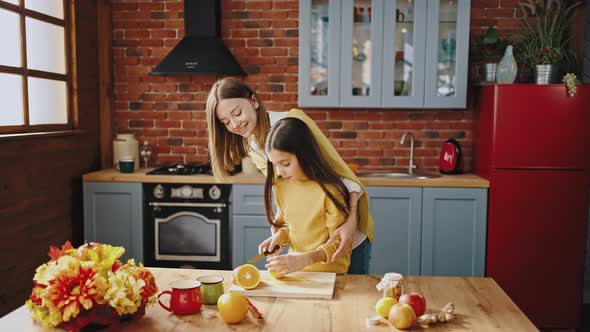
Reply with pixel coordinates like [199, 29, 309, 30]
[0, 267, 537, 331]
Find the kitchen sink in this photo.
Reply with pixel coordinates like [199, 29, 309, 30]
[356, 171, 441, 179]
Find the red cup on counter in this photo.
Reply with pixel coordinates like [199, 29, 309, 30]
[157, 279, 202, 315]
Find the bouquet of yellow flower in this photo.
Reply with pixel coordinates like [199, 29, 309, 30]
[26, 241, 158, 332]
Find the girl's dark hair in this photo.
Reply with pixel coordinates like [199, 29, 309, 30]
[263, 118, 349, 227]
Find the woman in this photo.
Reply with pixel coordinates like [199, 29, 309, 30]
[206, 78, 374, 273]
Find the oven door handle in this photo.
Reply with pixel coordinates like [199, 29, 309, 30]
[148, 202, 227, 208]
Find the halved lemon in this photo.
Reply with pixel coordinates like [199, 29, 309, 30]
[232, 264, 261, 289]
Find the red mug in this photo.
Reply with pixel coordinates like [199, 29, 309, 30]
[158, 279, 202, 315]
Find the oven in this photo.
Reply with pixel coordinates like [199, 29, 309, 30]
[143, 175, 232, 270]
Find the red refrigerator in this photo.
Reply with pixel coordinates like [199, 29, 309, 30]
[474, 84, 590, 328]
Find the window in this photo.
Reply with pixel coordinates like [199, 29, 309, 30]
[0, 0, 74, 134]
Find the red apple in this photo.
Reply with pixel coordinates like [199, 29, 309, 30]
[388, 303, 416, 330]
[399, 292, 427, 317]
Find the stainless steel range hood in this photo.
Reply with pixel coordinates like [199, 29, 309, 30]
[149, 0, 245, 76]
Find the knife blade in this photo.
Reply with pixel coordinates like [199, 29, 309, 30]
[247, 245, 280, 264]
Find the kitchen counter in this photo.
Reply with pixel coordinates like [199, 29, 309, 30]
[0, 267, 536, 331]
[83, 168, 489, 188]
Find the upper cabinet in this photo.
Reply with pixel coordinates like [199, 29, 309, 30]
[298, 0, 470, 109]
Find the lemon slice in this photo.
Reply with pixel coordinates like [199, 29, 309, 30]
[232, 264, 261, 290]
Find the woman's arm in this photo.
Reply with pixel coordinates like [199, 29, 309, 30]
[327, 190, 361, 262]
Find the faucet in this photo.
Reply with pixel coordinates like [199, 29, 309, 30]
[400, 131, 417, 174]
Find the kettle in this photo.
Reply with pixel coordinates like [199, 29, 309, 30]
[439, 138, 463, 174]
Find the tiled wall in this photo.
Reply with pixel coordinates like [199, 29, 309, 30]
[111, 0, 522, 171]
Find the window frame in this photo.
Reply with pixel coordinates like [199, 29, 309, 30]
[0, 0, 75, 135]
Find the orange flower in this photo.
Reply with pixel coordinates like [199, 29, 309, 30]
[136, 269, 157, 301]
[48, 241, 74, 262]
[45, 259, 101, 322]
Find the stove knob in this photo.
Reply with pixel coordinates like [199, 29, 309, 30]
[153, 184, 165, 199]
[181, 186, 193, 198]
[209, 185, 221, 200]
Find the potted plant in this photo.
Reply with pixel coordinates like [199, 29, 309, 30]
[471, 27, 509, 83]
[516, 0, 582, 84]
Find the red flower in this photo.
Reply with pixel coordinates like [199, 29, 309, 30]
[45, 260, 100, 322]
[111, 260, 123, 273]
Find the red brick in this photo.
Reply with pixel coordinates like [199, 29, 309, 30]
[168, 112, 192, 120]
[271, 20, 298, 28]
[165, 2, 184, 11]
[472, 0, 499, 8]
[151, 30, 176, 38]
[471, 8, 486, 18]
[223, 2, 245, 10]
[171, 146, 197, 154]
[486, 8, 515, 17]
[170, 130, 196, 138]
[500, 0, 519, 7]
[152, 84, 178, 93]
[496, 18, 521, 27]
[274, 2, 298, 10]
[155, 120, 181, 128]
[137, 3, 164, 11]
[246, 1, 273, 10]
[231, 29, 258, 38]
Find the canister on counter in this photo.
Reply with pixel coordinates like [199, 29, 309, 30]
[375, 272, 404, 300]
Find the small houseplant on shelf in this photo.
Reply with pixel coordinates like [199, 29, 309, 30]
[516, 0, 582, 84]
[470, 27, 510, 83]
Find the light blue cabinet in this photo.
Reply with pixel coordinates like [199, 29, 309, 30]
[230, 184, 488, 277]
[232, 185, 269, 269]
[421, 188, 487, 277]
[83, 182, 144, 262]
[367, 186, 422, 275]
[298, 0, 471, 108]
[232, 215, 270, 270]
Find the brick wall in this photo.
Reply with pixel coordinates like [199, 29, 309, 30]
[112, 0, 525, 172]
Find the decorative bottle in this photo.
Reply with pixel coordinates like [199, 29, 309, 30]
[496, 45, 517, 84]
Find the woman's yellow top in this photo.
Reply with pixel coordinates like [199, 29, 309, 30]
[248, 109, 375, 241]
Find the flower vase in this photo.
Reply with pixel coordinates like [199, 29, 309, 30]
[496, 45, 517, 84]
[534, 64, 560, 84]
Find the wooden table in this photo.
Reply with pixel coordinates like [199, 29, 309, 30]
[0, 267, 538, 331]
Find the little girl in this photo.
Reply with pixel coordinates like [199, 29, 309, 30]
[259, 118, 351, 276]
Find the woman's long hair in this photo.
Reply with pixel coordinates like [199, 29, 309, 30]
[205, 78, 270, 178]
[264, 118, 350, 227]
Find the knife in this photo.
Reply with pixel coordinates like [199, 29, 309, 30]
[247, 245, 280, 264]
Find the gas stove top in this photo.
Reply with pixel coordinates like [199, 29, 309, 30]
[146, 162, 212, 175]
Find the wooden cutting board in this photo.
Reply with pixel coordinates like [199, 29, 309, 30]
[229, 271, 336, 299]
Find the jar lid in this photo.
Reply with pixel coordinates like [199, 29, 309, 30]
[202, 309, 216, 319]
[366, 315, 381, 325]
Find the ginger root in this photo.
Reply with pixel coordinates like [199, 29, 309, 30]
[415, 302, 455, 327]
